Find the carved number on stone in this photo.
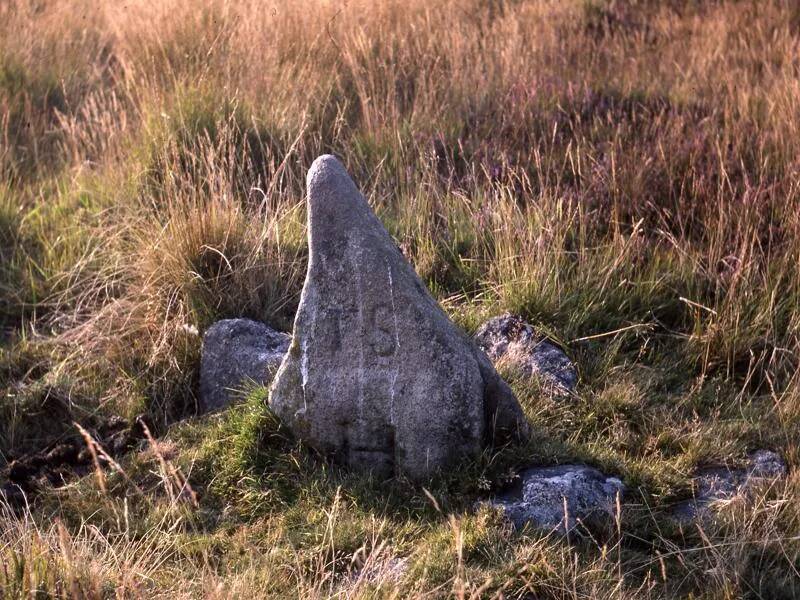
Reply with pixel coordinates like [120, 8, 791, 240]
[371, 303, 396, 357]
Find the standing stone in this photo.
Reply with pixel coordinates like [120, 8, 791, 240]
[269, 155, 529, 480]
[200, 319, 291, 413]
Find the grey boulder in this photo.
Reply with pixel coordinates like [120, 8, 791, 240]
[269, 155, 529, 481]
[672, 449, 787, 521]
[493, 464, 624, 532]
[474, 313, 577, 394]
[200, 319, 290, 413]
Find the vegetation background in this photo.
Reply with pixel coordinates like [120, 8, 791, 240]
[2, 0, 800, 597]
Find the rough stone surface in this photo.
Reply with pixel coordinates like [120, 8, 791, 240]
[200, 319, 290, 413]
[269, 155, 529, 480]
[671, 450, 788, 521]
[474, 314, 577, 394]
[493, 464, 624, 531]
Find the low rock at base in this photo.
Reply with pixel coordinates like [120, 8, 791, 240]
[671, 449, 788, 521]
[474, 313, 577, 394]
[200, 319, 290, 413]
[492, 464, 624, 532]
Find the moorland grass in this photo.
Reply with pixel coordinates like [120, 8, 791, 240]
[2, 0, 800, 597]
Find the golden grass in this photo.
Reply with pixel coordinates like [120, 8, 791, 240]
[3, 0, 800, 597]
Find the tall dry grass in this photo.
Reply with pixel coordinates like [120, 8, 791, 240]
[2, 0, 799, 409]
[3, 0, 800, 597]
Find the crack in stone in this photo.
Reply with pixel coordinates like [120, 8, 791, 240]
[387, 258, 400, 426]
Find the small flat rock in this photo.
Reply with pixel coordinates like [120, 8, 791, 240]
[671, 450, 788, 521]
[474, 314, 577, 394]
[200, 319, 290, 413]
[748, 449, 788, 478]
[493, 464, 624, 532]
[269, 155, 529, 481]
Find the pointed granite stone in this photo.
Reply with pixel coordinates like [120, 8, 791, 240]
[269, 155, 529, 480]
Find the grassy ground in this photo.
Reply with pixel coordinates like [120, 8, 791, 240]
[2, 0, 800, 597]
